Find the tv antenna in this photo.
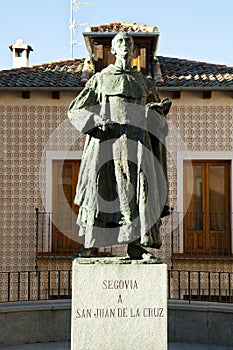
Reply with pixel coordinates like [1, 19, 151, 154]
[69, 1, 94, 58]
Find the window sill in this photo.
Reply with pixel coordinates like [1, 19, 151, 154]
[172, 253, 233, 260]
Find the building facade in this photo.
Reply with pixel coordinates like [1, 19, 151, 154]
[1, 22, 233, 302]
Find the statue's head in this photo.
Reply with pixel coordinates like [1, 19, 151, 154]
[111, 32, 135, 60]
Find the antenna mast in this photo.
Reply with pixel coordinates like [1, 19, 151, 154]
[69, 1, 94, 59]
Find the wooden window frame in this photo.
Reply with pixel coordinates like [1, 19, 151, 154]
[52, 159, 82, 255]
[102, 45, 147, 72]
[183, 160, 231, 256]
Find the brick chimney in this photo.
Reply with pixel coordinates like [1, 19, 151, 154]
[9, 39, 33, 68]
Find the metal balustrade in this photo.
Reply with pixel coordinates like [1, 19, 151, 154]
[36, 209, 233, 259]
[0, 269, 232, 304]
[35, 208, 81, 258]
[170, 211, 232, 259]
[168, 270, 233, 303]
[0, 270, 72, 303]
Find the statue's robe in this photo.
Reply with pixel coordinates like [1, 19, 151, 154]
[68, 64, 169, 248]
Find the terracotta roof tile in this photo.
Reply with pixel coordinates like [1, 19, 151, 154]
[0, 56, 233, 89]
[158, 56, 233, 88]
[87, 21, 158, 33]
[0, 59, 85, 88]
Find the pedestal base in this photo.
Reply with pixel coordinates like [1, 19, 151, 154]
[71, 257, 167, 350]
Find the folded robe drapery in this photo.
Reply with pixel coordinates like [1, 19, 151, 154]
[68, 64, 170, 248]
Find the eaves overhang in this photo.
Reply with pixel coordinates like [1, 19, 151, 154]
[157, 86, 233, 92]
[1, 86, 233, 92]
[0, 86, 83, 92]
[83, 31, 160, 59]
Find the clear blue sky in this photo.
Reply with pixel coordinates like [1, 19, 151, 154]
[0, 0, 233, 70]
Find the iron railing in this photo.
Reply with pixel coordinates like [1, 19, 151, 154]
[168, 270, 233, 303]
[35, 208, 81, 258]
[0, 269, 232, 304]
[0, 270, 72, 303]
[36, 209, 233, 259]
[170, 211, 232, 259]
[35, 208, 113, 259]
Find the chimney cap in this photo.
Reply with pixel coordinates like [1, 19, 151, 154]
[9, 38, 33, 52]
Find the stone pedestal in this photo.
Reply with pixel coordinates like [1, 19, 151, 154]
[71, 257, 167, 350]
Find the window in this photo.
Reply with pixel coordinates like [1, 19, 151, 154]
[52, 160, 82, 254]
[103, 46, 144, 71]
[183, 160, 231, 255]
[103, 46, 115, 67]
[131, 47, 144, 72]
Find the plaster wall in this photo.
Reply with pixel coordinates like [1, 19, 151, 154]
[1, 90, 233, 276]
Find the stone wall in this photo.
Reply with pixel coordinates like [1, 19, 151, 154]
[0, 300, 233, 347]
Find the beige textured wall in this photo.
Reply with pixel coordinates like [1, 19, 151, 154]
[1, 90, 233, 275]
[1, 91, 81, 273]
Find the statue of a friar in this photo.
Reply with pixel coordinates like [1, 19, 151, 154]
[68, 32, 171, 259]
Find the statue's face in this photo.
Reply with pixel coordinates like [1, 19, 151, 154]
[112, 33, 134, 60]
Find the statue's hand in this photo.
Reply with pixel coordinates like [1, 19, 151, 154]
[146, 101, 162, 113]
[161, 98, 172, 115]
[146, 98, 172, 116]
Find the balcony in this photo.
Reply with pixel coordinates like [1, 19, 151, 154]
[171, 211, 232, 259]
[35, 209, 233, 259]
[35, 209, 113, 259]
[35, 209, 82, 258]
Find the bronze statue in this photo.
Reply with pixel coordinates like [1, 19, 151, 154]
[68, 32, 171, 259]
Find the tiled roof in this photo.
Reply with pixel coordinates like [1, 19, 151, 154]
[0, 59, 85, 88]
[86, 21, 158, 33]
[158, 56, 233, 88]
[0, 56, 233, 89]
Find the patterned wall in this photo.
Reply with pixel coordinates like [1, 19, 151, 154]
[1, 105, 82, 272]
[169, 105, 233, 153]
[165, 105, 233, 271]
[1, 103, 233, 275]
